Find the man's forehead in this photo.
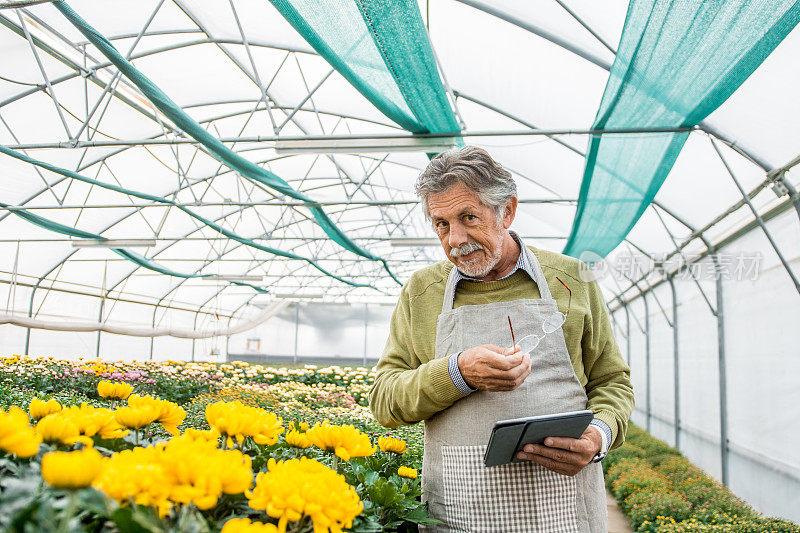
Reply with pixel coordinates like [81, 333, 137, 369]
[427, 184, 486, 216]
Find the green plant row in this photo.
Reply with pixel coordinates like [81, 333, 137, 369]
[604, 425, 798, 533]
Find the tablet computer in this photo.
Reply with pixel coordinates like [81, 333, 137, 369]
[483, 409, 593, 467]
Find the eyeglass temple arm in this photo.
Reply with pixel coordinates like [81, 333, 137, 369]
[555, 276, 572, 316]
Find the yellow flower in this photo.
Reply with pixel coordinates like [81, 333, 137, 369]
[94, 446, 173, 516]
[97, 380, 133, 400]
[205, 401, 284, 446]
[221, 519, 279, 533]
[285, 429, 312, 449]
[128, 394, 186, 435]
[94, 433, 252, 515]
[42, 447, 104, 489]
[378, 436, 407, 454]
[114, 405, 159, 430]
[64, 404, 128, 440]
[247, 457, 362, 533]
[29, 398, 62, 420]
[305, 421, 376, 461]
[299, 422, 309, 431]
[36, 413, 93, 447]
[398, 466, 418, 479]
[0, 407, 42, 458]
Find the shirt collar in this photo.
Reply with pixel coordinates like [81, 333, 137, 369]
[452, 231, 537, 285]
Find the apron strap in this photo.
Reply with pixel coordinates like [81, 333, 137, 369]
[441, 239, 553, 313]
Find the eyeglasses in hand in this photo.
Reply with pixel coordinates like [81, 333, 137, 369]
[515, 277, 571, 354]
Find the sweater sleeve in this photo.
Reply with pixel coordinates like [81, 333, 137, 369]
[368, 284, 468, 428]
[581, 277, 635, 449]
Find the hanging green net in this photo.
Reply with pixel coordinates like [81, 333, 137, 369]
[269, 0, 460, 135]
[54, 1, 400, 285]
[563, 0, 800, 260]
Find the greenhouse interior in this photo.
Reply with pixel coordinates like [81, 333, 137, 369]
[1, 0, 799, 531]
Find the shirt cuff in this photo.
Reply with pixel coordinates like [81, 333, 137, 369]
[448, 352, 476, 395]
[589, 419, 611, 454]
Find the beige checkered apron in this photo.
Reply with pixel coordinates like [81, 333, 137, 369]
[421, 247, 607, 532]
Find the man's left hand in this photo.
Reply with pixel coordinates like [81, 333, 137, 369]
[515, 427, 602, 476]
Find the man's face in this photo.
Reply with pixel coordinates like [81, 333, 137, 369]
[427, 182, 512, 278]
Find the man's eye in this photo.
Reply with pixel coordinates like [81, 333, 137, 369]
[464, 214, 476, 222]
[435, 221, 448, 229]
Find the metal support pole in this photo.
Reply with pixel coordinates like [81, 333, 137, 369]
[362, 303, 368, 367]
[293, 303, 300, 365]
[642, 292, 651, 433]
[714, 255, 730, 486]
[669, 276, 681, 448]
[96, 260, 107, 358]
[710, 137, 800, 294]
[623, 302, 631, 366]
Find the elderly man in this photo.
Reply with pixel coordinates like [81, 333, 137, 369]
[369, 146, 634, 532]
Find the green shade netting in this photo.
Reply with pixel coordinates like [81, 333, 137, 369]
[0, 201, 269, 294]
[53, 1, 400, 285]
[0, 145, 372, 289]
[269, 0, 460, 135]
[563, 0, 800, 260]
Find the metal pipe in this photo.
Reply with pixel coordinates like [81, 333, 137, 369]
[3, 127, 699, 149]
[623, 301, 631, 367]
[669, 276, 681, 448]
[643, 291, 651, 433]
[293, 303, 300, 365]
[710, 137, 800, 294]
[0, 198, 576, 210]
[362, 303, 368, 367]
[714, 255, 729, 486]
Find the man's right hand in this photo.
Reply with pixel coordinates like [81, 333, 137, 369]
[457, 344, 531, 391]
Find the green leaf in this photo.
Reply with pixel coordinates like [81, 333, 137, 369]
[109, 506, 163, 533]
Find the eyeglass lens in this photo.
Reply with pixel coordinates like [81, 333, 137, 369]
[515, 312, 567, 354]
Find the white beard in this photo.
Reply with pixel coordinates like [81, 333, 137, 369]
[450, 229, 505, 278]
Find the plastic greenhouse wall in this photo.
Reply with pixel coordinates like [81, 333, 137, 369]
[611, 208, 800, 522]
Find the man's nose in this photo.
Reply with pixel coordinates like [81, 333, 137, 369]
[448, 223, 468, 248]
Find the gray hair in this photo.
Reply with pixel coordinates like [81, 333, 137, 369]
[415, 146, 517, 221]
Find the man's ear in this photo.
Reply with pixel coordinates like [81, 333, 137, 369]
[502, 197, 518, 229]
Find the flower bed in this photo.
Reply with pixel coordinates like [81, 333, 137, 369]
[0, 356, 426, 532]
[605, 425, 799, 532]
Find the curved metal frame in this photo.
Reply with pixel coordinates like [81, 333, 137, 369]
[1, 0, 797, 344]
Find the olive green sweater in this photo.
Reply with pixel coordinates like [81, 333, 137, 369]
[368, 246, 634, 449]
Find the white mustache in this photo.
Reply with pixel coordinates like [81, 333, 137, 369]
[450, 241, 483, 258]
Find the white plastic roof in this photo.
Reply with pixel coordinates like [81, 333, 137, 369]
[0, 0, 798, 331]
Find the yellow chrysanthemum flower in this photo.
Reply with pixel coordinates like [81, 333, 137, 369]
[0, 407, 42, 458]
[378, 436, 407, 454]
[127, 394, 186, 436]
[64, 404, 128, 440]
[205, 401, 284, 446]
[36, 413, 93, 447]
[94, 433, 253, 515]
[299, 422, 309, 431]
[29, 398, 62, 420]
[247, 457, 362, 533]
[94, 446, 173, 517]
[285, 429, 312, 449]
[97, 380, 133, 401]
[398, 466, 418, 479]
[182, 427, 220, 441]
[221, 518, 278, 532]
[114, 405, 160, 430]
[42, 447, 105, 489]
[305, 421, 376, 461]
